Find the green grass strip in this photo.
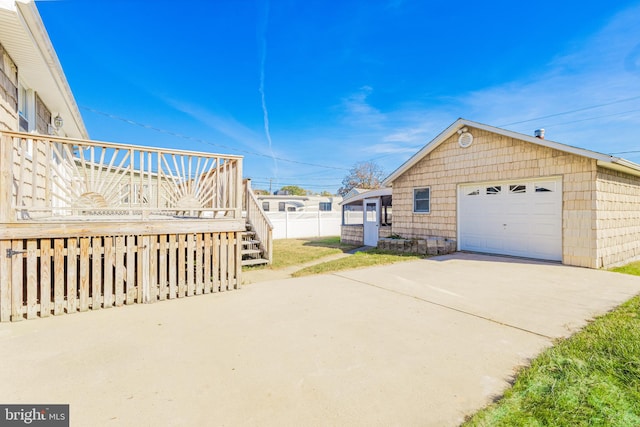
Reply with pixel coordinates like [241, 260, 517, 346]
[464, 294, 640, 426]
[292, 249, 424, 277]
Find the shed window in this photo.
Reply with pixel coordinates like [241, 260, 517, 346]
[262, 201, 269, 211]
[414, 188, 430, 213]
[319, 202, 332, 211]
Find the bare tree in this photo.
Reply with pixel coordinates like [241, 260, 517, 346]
[338, 161, 384, 196]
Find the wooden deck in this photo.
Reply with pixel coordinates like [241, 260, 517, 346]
[0, 131, 253, 321]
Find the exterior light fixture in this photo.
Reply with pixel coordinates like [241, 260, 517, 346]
[54, 115, 63, 129]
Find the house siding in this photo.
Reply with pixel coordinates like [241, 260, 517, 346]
[391, 127, 598, 268]
[0, 43, 18, 132]
[595, 167, 640, 268]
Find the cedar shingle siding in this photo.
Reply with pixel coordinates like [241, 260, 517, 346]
[391, 126, 640, 269]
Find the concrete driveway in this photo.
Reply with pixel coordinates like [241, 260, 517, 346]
[1, 253, 640, 426]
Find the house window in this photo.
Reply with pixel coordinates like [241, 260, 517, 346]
[319, 202, 332, 211]
[278, 202, 285, 212]
[414, 188, 430, 213]
[18, 84, 32, 132]
[287, 206, 296, 212]
[262, 201, 270, 211]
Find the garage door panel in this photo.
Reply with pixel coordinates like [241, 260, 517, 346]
[459, 178, 562, 261]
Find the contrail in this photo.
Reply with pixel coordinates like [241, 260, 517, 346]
[258, 0, 279, 181]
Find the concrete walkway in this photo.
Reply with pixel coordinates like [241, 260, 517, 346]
[1, 253, 640, 426]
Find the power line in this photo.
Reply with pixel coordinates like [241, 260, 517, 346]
[499, 95, 640, 127]
[80, 106, 350, 171]
[537, 107, 640, 130]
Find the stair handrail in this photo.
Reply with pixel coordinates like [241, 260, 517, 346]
[244, 179, 274, 263]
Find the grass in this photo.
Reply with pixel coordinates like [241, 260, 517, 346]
[610, 261, 640, 276]
[464, 279, 640, 426]
[262, 236, 359, 270]
[292, 249, 425, 277]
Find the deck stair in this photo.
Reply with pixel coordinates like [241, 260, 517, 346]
[241, 222, 270, 266]
[241, 179, 274, 267]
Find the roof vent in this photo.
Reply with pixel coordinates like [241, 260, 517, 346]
[534, 129, 545, 139]
[457, 128, 473, 148]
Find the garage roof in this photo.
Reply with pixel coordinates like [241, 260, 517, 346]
[383, 118, 640, 186]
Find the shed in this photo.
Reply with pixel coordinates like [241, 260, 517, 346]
[340, 188, 392, 246]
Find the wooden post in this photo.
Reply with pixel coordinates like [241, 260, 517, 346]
[234, 231, 241, 289]
[168, 234, 177, 299]
[195, 233, 203, 295]
[141, 235, 150, 303]
[0, 240, 11, 321]
[158, 234, 167, 301]
[125, 236, 135, 304]
[26, 240, 37, 319]
[0, 134, 14, 223]
[186, 233, 195, 296]
[79, 237, 90, 311]
[114, 236, 125, 306]
[91, 237, 102, 310]
[40, 239, 52, 317]
[53, 239, 64, 315]
[148, 235, 157, 302]
[220, 232, 228, 291]
[203, 233, 211, 294]
[235, 159, 243, 219]
[103, 237, 113, 308]
[67, 238, 78, 313]
[11, 240, 23, 321]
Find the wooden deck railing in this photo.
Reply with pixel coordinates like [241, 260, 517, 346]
[0, 131, 246, 322]
[244, 180, 273, 263]
[0, 131, 243, 222]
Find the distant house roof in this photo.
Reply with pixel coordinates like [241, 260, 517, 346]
[0, 0, 88, 139]
[383, 118, 640, 186]
[342, 187, 368, 200]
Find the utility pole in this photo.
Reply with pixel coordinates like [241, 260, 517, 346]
[269, 178, 273, 194]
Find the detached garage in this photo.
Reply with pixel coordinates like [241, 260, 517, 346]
[383, 119, 640, 269]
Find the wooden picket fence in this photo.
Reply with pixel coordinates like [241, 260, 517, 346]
[0, 231, 242, 322]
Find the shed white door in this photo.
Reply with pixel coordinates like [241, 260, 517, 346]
[363, 198, 380, 247]
[458, 178, 562, 261]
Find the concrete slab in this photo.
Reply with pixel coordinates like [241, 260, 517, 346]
[336, 252, 640, 339]
[1, 253, 639, 426]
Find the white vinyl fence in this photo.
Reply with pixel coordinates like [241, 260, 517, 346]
[266, 211, 341, 239]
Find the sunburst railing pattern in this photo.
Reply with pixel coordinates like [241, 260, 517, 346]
[0, 131, 243, 222]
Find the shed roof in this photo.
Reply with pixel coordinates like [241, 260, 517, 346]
[383, 118, 640, 186]
[340, 187, 392, 206]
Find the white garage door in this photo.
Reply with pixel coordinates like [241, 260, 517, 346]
[458, 178, 562, 261]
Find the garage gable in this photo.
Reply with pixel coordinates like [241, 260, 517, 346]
[383, 119, 640, 187]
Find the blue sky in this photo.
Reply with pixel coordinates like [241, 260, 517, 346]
[38, 0, 640, 194]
